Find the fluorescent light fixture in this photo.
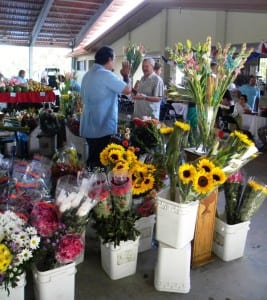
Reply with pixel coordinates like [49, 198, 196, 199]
[74, 0, 145, 51]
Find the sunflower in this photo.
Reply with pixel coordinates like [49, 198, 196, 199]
[100, 143, 125, 166]
[211, 167, 226, 185]
[131, 162, 147, 180]
[100, 150, 109, 166]
[193, 171, 214, 194]
[174, 120, 190, 132]
[140, 174, 155, 193]
[178, 163, 196, 184]
[113, 159, 129, 172]
[197, 158, 215, 173]
[107, 149, 124, 164]
[145, 163, 156, 174]
[124, 149, 138, 168]
[132, 183, 143, 195]
[105, 143, 125, 152]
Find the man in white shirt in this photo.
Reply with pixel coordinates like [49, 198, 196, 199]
[133, 58, 164, 119]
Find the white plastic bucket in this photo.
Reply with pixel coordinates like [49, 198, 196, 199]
[156, 188, 199, 248]
[32, 262, 76, 300]
[0, 272, 26, 300]
[100, 237, 140, 280]
[154, 242, 191, 293]
[213, 217, 250, 261]
[135, 214, 156, 252]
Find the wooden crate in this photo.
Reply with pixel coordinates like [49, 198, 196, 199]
[191, 188, 218, 268]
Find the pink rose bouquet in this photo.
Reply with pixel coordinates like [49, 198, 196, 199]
[55, 234, 84, 264]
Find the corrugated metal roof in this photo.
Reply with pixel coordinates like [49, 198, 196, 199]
[0, 0, 107, 48]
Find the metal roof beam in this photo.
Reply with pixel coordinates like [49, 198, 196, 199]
[30, 0, 54, 46]
[75, 0, 113, 47]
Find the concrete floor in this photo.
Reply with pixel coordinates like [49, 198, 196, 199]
[25, 148, 267, 300]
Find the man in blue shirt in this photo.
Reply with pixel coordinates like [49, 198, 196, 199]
[80, 46, 131, 168]
[239, 75, 260, 112]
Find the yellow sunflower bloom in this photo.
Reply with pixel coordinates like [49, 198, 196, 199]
[108, 149, 123, 164]
[197, 158, 215, 173]
[105, 143, 125, 152]
[178, 163, 196, 184]
[124, 149, 138, 168]
[211, 167, 227, 185]
[145, 163, 156, 174]
[132, 178, 143, 195]
[193, 171, 214, 194]
[174, 120, 190, 131]
[100, 150, 109, 166]
[113, 160, 129, 172]
[140, 175, 155, 193]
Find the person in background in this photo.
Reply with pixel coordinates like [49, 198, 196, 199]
[154, 62, 162, 76]
[221, 94, 252, 131]
[79, 45, 132, 168]
[239, 75, 260, 112]
[232, 94, 252, 116]
[17, 69, 27, 84]
[133, 57, 164, 119]
[70, 73, 81, 92]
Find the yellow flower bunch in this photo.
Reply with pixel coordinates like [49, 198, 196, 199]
[131, 161, 155, 195]
[0, 244, 13, 273]
[178, 158, 226, 203]
[100, 143, 156, 196]
[248, 180, 267, 194]
[211, 130, 259, 174]
[159, 120, 191, 202]
[100, 143, 137, 170]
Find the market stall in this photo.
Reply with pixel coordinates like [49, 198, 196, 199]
[0, 91, 56, 104]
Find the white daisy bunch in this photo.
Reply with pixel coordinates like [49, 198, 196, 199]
[0, 210, 40, 292]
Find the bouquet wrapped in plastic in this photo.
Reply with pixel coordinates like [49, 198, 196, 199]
[89, 170, 112, 218]
[109, 169, 132, 212]
[223, 173, 267, 224]
[55, 174, 98, 233]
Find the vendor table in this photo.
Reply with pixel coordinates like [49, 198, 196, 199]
[241, 114, 267, 146]
[0, 91, 55, 103]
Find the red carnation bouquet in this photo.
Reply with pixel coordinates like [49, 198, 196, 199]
[30, 202, 84, 271]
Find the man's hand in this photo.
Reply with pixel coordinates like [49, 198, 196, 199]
[133, 93, 146, 100]
[120, 61, 131, 82]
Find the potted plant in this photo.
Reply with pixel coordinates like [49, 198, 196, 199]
[213, 172, 267, 261]
[90, 169, 140, 280]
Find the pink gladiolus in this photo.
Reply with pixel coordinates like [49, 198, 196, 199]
[228, 172, 243, 183]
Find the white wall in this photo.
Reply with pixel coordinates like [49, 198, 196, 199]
[75, 9, 267, 81]
[226, 12, 267, 44]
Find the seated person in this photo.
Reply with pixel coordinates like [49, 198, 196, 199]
[232, 94, 252, 116]
[220, 94, 250, 131]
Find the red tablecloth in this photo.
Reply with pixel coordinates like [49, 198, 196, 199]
[0, 91, 56, 103]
